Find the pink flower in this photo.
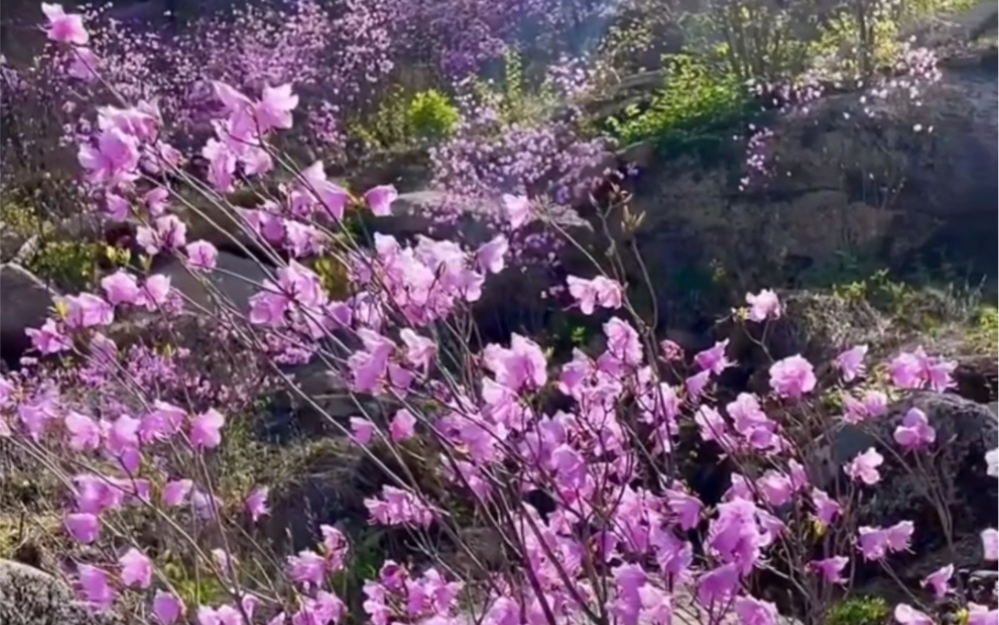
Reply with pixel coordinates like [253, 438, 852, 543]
[64, 411, 101, 451]
[101, 270, 139, 305]
[77, 564, 116, 610]
[758, 470, 794, 506]
[400, 329, 436, 371]
[810, 556, 848, 584]
[364, 485, 435, 527]
[185, 240, 218, 272]
[889, 347, 955, 391]
[139, 401, 185, 443]
[364, 185, 398, 216]
[119, 547, 153, 588]
[845, 448, 884, 485]
[67, 47, 99, 81]
[287, 549, 328, 589]
[350, 417, 376, 445]
[27, 319, 72, 354]
[152, 590, 185, 624]
[733, 595, 780, 625]
[482, 334, 548, 391]
[893, 407, 936, 450]
[64, 293, 114, 328]
[843, 390, 888, 423]
[858, 521, 913, 561]
[65, 512, 100, 543]
[255, 83, 298, 132]
[390, 409, 417, 442]
[768, 355, 816, 399]
[920, 564, 953, 599]
[143, 186, 169, 215]
[567, 275, 624, 315]
[476, 235, 508, 274]
[190, 409, 225, 449]
[696, 564, 740, 605]
[982, 528, 998, 560]
[811, 488, 841, 526]
[78, 127, 140, 186]
[501, 194, 531, 229]
[245, 486, 270, 523]
[660, 339, 684, 362]
[665, 489, 703, 531]
[294, 161, 351, 220]
[41, 3, 89, 44]
[694, 340, 732, 375]
[161, 479, 193, 506]
[604, 318, 643, 367]
[967, 605, 999, 625]
[894, 604, 934, 625]
[836, 344, 868, 382]
[201, 138, 237, 192]
[685, 370, 711, 400]
[745, 289, 781, 321]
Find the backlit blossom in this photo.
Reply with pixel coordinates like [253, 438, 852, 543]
[769, 354, 816, 399]
[836, 344, 868, 382]
[567, 275, 624, 315]
[893, 407, 936, 450]
[77, 564, 116, 610]
[42, 3, 89, 44]
[845, 447, 884, 485]
[502, 194, 531, 229]
[119, 547, 153, 589]
[982, 528, 998, 560]
[745, 289, 781, 321]
[810, 556, 848, 584]
[894, 604, 933, 625]
[365, 185, 398, 216]
[920, 564, 953, 599]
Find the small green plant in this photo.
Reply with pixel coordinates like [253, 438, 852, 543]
[828, 595, 890, 625]
[968, 305, 998, 353]
[28, 239, 102, 291]
[350, 87, 459, 152]
[605, 54, 755, 156]
[407, 89, 460, 140]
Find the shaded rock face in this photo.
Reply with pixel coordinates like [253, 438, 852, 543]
[0, 559, 122, 625]
[823, 393, 997, 578]
[0, 264, 56, 369]
[626, 59, 999, 325]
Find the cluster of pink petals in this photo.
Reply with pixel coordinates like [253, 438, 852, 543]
[745, 289, 781, 321]
[566, 274, 623, 314]
[889, 346, 956, 392]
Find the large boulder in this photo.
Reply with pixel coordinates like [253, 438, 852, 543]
[0, 559, 122, 625]
[821, 393, 997, 581]
[625, 53, 998, 319]
[0, 264, 56, 368]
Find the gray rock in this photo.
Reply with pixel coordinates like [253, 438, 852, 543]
[0, 559, 121, 625]
[154, 250, 273, 315]
[0, 264, 57, 367]
[824, 393, 997, 564]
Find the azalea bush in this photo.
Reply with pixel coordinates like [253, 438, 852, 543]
[0, 5, 997, 625]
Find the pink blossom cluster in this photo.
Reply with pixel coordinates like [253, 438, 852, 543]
[1, 6, 996, 625]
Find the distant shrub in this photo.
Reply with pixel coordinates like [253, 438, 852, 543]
[828, 595, 890, 625]
[605, 54, 754, 155]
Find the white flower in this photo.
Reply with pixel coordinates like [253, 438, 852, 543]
[986, 448, 998, 478]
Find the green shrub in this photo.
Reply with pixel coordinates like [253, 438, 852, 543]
[828, 595, 890, 625]
[968, 305, 998, 352]
[350, 87, 459, 152]
[28, 240, 102, 291]
[407, 89, 460, 140]
[604, 54, 755, 156]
